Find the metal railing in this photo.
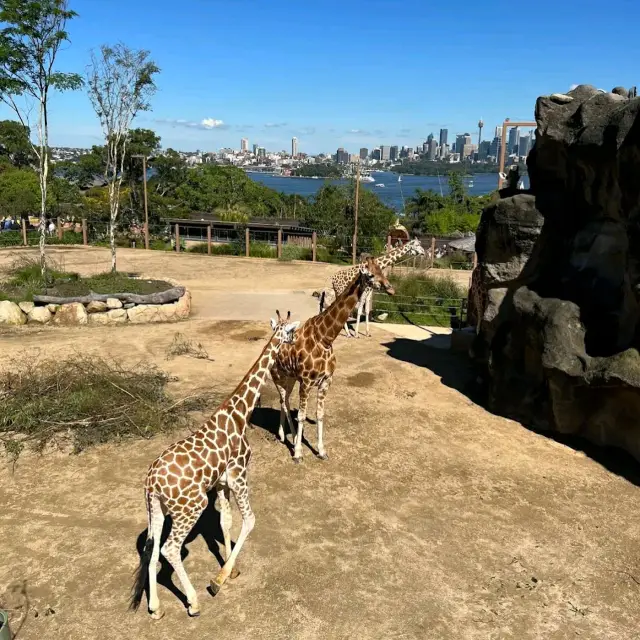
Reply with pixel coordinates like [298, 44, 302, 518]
[372, 292, 468, 328]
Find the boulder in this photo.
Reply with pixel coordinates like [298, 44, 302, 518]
[473, 84, 640, 462]
[18, 301, 34, 314]
[27, 306, 52, 324]
[106, 297, 123, 309]
[88, 308, 128, 325]
[52, 302, 88, 326]
[47, 303, 59, 313]
[127, 303, 177, 324]
[174, 290, 191, 319]
[0, 300, 26, 325]
[86, 300, 108, 313]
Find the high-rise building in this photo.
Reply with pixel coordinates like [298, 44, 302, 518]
[359, 147, 369, 160]
[291, 137, 298, 158]
[439, 128, 448, 146]
[380, 145, 391, 161]
[390, 145, 399, 161]
[252, 143, 259, 155]
[336, 147, 350, 164]
[427, 133, 434, 144]
[241, 138, 249, 152]
[518, 135, 531, 157]
[256, 147, 266, 158]
[508, 127, 520, 154]
[456, 133, 473, 159]
[478, 140, 491, 160]
[495, 125, 503, 140]
[427, 139, 438, 161]
[372, 148, 381, 161]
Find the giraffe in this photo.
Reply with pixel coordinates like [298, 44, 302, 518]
[316, 238, 426, 338]
[129, 311, 300, 620]
[272, 257, 386, 463]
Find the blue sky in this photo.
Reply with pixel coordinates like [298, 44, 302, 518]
[2, 0, 639, 154]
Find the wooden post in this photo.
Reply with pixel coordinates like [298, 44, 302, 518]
[82, 218, 88, 245]
[473, 251, 478, 269]
[175, 223, 180, 253]
[430, 236, 436, 267]
[277, 227, 282, 258]
[352, 161, 360, 265]
[312, 231, 317, 262]
[245, 227, 250, 257]
[142, 155, 149, 250]
[21, 218, 27, 246]
[207, 224, 212, 255]
[57, 217, 62, 240]
[498, 119, 509, 190]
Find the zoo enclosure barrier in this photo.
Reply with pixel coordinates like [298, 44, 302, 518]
[0, 219, 477, 270]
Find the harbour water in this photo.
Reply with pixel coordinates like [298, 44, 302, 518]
[247, 170, 523, 212]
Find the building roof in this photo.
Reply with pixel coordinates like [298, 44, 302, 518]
[166, 215, 313, 232]
[448, 235, 476, 252]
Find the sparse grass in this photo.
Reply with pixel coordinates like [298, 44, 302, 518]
[373, 272, 467, 327]
[0, 256, 172, 302]
[166, 332, 213, 361]
[0, 353, 220, 458]
[434, 250, 474, 270]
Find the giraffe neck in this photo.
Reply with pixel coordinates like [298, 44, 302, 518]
[314, 272, 366, 346]
[221, 334, 282, 423]
[375, 243, 413, 269]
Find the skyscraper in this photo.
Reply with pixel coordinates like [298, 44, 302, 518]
[257, 147, 266, 158]
[427, 133, 434, 144]
[508, 127, 520, 154]
[427, 139, 438, 161]
[241, 138, 249, 152]
[291, 137, 298, 158]
[359, 147, 368, 160]
[518, 135, 531, 157]
[336, 147, 349, 164]
[252, 143, 258, 155]
[456, 133, 473, 159]
[380, 145, 391, 161]
[390, 145, 399, 161]
[439, 128, 448, 146]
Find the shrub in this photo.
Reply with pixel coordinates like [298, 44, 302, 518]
[434, 250, 473, 270]
[188, 242, 209, 254]
[279, 244, 312, 261]
[249, 241, 276, 258]
[0, 353, 219, 457]
[0, 230, 24, 247]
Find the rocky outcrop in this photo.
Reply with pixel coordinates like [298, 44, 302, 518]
[28, 306, 52, 324]
[473, 84, 640, 461]
[87, 308, 127, 325]
[52, 302, 88, 326]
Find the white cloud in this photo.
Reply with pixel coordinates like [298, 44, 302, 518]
[264, 122, 287, 128]
[154, 117, 229, 131]
[201, 118, 225, 129]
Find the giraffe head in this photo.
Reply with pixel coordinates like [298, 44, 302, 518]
[269, 310, 300, 344]
[361, 256, 395, 296]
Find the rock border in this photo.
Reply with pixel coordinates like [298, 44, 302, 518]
[0, 280, 191, 327]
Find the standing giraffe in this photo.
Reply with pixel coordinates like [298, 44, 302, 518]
[130, 311, 300, 619]
[272, 258, 388, 463]
[316, 238, 426, 337]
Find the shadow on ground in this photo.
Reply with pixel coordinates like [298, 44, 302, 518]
[251, 405, 320, 458]
[382, 336, 640, 487]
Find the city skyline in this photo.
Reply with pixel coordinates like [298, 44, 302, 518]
[0, 0, 636, 154]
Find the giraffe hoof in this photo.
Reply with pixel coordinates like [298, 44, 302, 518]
[209, 580, 222, 596]
[318, 453, 329, 461]
[230, 567, 241, 580]
[149, 608, 165, 621]
[188, 605, 201, 617]
[292, 456, 302, 464]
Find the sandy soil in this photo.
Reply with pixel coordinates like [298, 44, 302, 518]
[1, 248, 639, 640]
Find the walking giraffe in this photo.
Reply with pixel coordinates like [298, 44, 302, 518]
[272, 258, 390, 462]
[130, 311, 300, 619]
[316, 238, 426, 338]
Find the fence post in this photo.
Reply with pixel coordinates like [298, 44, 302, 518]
[430, 236, 436, 267]
[57, 217, 62, 240]
[277, 227, 282, 259]
[175, 223, 180, 253]
[312, 231, 317, 262]
[472, 251, 478, 269]
[245, 227, 250, 257]
[82, 218, 88, 246]
[386, 234, 391, 250]
[144, 222, 150, 251]
[207, 224, 212, 255]
[21, 218, 27, 246]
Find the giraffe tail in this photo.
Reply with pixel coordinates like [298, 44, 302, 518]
[319, 290, 326, 313]
[311, 290, 321, 298]
[129, 491, 157, 612]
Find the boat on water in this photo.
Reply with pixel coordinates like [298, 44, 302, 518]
[359, 173, 375, 183]
[375, 183, 385, 188]
[397, 175, 402, 182]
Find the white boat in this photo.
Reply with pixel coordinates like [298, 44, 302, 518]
[375, 183, 385, 188]
[397, 175, 402, 182]
[359, 174, 375, 183]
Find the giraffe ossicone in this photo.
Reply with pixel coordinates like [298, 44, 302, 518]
[129, 310, 298, 619]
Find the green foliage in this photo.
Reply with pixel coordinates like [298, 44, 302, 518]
[292, 163, 342, 178]
[0, 353, 218, 456]
[0, 119, 34, 167]
[279, 244, 312, 261]
[149, 148, 187, 198]
[434, 250, 474, 270]
[249, 241, 276, 258]
[393, 160, 500, 176]
[55, 145, 106, 189]
[0, 165, 39, 217]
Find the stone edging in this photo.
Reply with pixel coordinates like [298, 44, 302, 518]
[0, 284, 191, 327]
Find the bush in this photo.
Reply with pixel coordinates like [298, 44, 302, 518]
[434, 250, 473, 270]
[47, 231, 84, 245]
[0, 230, 24, 247]
[279, 244, 312, 261]
[188, 242, 209, 254]
[0, 353, 219, 457]
[150, 238, 172, 251]
[249, 241, 276, 258]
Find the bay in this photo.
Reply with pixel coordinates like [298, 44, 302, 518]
[247, 170, 529, 212]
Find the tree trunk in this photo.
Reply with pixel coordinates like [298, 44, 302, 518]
[38, 98, 48, 277]
[109, 178, 118, 273]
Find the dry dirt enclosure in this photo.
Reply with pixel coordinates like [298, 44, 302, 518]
[1, 247, 639, 640]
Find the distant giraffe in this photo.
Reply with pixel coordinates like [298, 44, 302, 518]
[272, 258, 388, 462]
[315, 238, 425, 337]
[129, 311, 300, 620]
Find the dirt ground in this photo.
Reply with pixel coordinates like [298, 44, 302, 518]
[1, 247, 639, 639]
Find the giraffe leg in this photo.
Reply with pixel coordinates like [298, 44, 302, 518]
[316, 377, 333, 460]
[210, 472, 255, 595]
[365, 290, 373, 337]
[354, 296, 367, 338]
[217, 487, 240, 580]
[148, 493, 165, 619]
[293, 382, 311, 462]
[273, 376, 296, 443]
[343, 320, 352, 338]
[161, 497, 206, 617]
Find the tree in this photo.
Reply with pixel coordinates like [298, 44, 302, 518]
[0, 119, 34, 167]
[55, 145, 107, 189]
[0, 0, 83, 274]
[0, 166, 39, 218]
[149, 148, 186, 197]
[86, 43, 159, 272]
